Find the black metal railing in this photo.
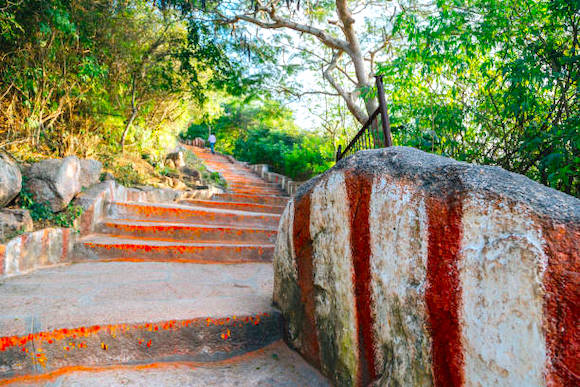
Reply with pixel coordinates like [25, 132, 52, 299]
[335, 75, 393, 161]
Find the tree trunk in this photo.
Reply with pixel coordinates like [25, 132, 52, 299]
[121, 108, 138, 153]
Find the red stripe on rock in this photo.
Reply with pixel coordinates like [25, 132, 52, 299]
[426, 196, 464, 387]
[61, 229, 69, 261]
[541, 222, 580, 385]
[345, 172, 377, 385]
[292, 193, 321, 368]
[0, 245, 5, 276]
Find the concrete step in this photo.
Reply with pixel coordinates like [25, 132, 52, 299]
[0, 262, 283, 382]
[227, 181, 277, 188]
[107, 201, 281, 228]
[6, 341, 330, 386]
[219, 173, 259, 179]
[229, 182, 280, 189]
[229, 187, 284, 195]
[75, 235, 275, 263]
[213, 193, 289, 206]
[179, 199, 285, 215]
[97, 219, 278, 243]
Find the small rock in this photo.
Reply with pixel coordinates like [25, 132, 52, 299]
[0, 208, 33, 241]
[25, 156, 81, 212]
[79, 159, 103, 189]
[171, 178, 188, 190]
[166, 151, 185, 169]
[0, 152, 22, 207]
[182, 166, 201, 179]
[102, 172, 115, 181]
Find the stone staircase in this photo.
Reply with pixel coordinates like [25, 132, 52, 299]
[0, 148, 329, 385]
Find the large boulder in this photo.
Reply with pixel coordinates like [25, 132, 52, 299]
[25, 156, 81, 212]
[0, 208, 33, 241]
[79, 159, 102, 189]
[274, 147, 579, 386]
[0, 152, 22, 207]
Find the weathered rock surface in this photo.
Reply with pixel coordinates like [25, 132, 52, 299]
[274, 147, 579, 386]
[25, 156, 81, 212]
[166, 151, 185, 169]
[79, 159, 102, 188]
[182, 166, 201, 179]
[0, 209, 33, 241]
[0, 152, 21, 207]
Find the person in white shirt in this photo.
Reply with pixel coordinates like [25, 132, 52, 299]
[208, 133, 216, 154]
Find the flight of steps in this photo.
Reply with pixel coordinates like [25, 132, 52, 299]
[73, 148, 289, 264]
[0, 148, 329, 385]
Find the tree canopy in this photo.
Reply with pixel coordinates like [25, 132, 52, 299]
[0, 0, 577, 195]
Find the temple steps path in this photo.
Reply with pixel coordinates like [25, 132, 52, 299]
[0, 147, 327, 385]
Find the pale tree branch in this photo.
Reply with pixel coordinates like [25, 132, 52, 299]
[323, 50, 368, 123]
[226, 7, 351, 54]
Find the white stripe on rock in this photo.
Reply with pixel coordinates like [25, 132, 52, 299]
[309, 172, 359, 380]
[460, 196, 547, 386]
[369, 177, 432, 384]
[273, 199, 297, 306]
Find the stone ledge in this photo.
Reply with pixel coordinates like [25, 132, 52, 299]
[0, 181, 192, 279]
[0, 227, 75, 278]
[247, 164, 301, 196]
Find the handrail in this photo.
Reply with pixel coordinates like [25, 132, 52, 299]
[336, 75, 392, 161]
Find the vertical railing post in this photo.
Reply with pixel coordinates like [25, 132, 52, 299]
[375, 75, 393, 147]
[336, 144, 342, 162]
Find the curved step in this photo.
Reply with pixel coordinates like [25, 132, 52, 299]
[75, 235, 275, 263]
[0, 262, 281, 382]
[97, 219, 278, 243]
[4, 341, 330, 386]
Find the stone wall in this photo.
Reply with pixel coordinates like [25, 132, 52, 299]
[0, 181, 182, 278]
[273, 147, 579, 386]
[247, 164, 301, 196]
[0, 228, 75, 277]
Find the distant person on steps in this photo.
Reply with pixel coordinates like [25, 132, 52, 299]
[208, 133, 216, 154]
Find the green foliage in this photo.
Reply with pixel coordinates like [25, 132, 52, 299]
[113, 164, 147, 187]
[380, 0, 579, 196]
[0, 0, 251, 166]
[19, 178, 84, 228]
[182, 98, 335, 180]
[182, 149, 227, 188]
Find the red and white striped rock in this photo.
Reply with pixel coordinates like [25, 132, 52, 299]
[273, 147, 579, 386]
